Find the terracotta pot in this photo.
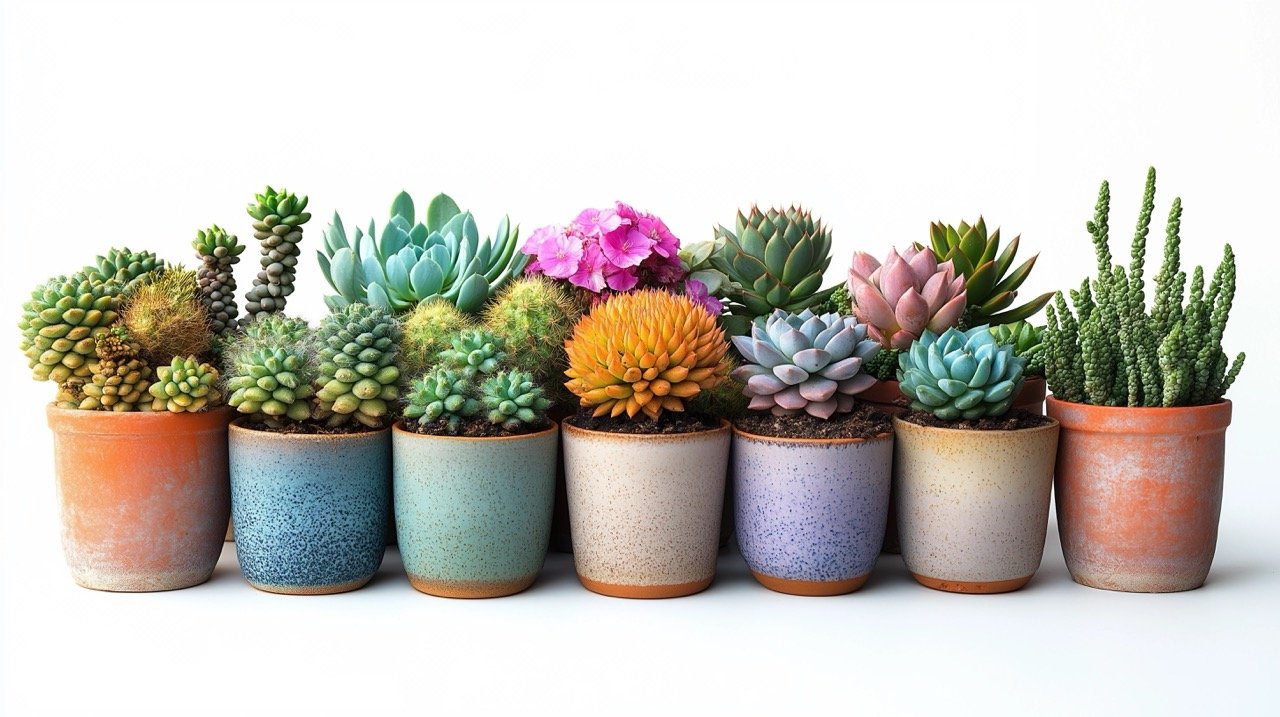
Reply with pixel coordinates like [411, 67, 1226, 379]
[1047, 397, 1231, 593]
[562, 418, 730, 598]
[46, 405, 232, 592]
[229, 421, 390, 595]
[733, 426, 893, 595]
[392, 422, 557, 598]
[1016, 376, 1047, 415]
[893, 415, 1059, 593]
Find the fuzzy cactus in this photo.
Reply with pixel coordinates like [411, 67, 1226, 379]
[84, 247, 164, 294]
[898, 326, 1026, 420]
[81, 327, 151, 411]
[400, 299, 475, 380]
[314, 304, 402, 428]
[564, 289, 731, 420]
[194, 225, 245, 334]
[481, 275, 582, 383]
[148, 355, 222, 413]
[926, 218, 1052, 326]
[18, 273, 122, 382]
[244, 186, 310, 318]
[480, 370, 551, 431]
[847, 246, 967, 350]
[990, 321, 1045, 376]
[121, 267, 213, 366]
[403, 367, 480, 432]
[731, 309, 880, 419]
[437, 328, 507, 380]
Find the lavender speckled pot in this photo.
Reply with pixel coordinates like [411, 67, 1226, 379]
[733, 426, 893, 595]
[393, 422, 557, 598]
[893, 416, 1059, 593]
[562, 418, 730, 598]
[229, 421, 390, 595]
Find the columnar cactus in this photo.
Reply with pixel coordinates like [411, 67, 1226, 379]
[193, 225, 245, 334]
[926, 218, 1052, 326]
[244, 186, 310, 318]
[437, 329, 506, 380]
[564, 289, 731, 420]
[731, 309, 880, 419]
[898, 326, 1026, 420]
[18, 274, 121, 382]
[847, 246, 967, 350]
[480, 370, 551, 431]
[403, 367, 479, 432]
[84, 247, 164, 294]
[314, 304, 402, 428]
[81, 328, 151, 411]
[148, 355, 222, 413]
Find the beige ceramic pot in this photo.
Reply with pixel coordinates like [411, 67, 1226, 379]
[893, 415, 1059, 593]
[562, 418, 731, 598]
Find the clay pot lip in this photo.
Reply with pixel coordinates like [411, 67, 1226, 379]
[730, 422, 893, 447]
[892, 413, 1061, 438]
[561, 416, 731, 442]
[228, 416, 390, 443]
[1046, 396, 1233, 432]
[392, 420, 559, 443]
[46, 403, 234, 435]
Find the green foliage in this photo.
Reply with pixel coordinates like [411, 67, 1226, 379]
[400, 299, 475, 380]
[927, 218, 1051, 326]
[313, 304, 402, 428]
[148, 355, 222, 413]
[480, 370, 551, 430]
[480, 275, 581, 387]
[863, 347, 900, 381]
[244, 186, 310, 317]
[815, 282, 852, 316]
[990, 321, 1045, 376]
[898, 325, 1026, 420]
[403, 367, 479, 433]
[194, 225, 245, 334]
[224, 316, 317, 426]
[437, 328, 506, 380]
[121, 267, 213, 365]
[18, 273, 122, 382]
[80, 328, 151, 411]
[84, 247, 165, 294]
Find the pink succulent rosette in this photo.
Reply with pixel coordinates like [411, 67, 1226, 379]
[847, 246, 967, 349]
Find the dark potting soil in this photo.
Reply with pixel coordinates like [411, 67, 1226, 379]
[400, 417, 552, 438]
[240, 420, 383, 435]
[565, 408, 721, 435]
[900, 409, 1055, 431]
[734, 404, 893, 440]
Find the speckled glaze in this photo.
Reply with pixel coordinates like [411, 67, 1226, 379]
[229, 420, 389, 595]
[562, 419, 730, 598]
[733, 426, 893, 596]
[1048, 397, 1231, 593]
[893, 416, 1059, 593]
[46, 405, 232, 592]
[392, 422, 557, 598]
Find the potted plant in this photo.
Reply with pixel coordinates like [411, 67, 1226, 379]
[1043, 168, 1244, 593]
[560, 289, 733, 598]
[729, 309, 893, 595]
[989, 321, 1048, 414]
[893, 325, 1059, 593]
[393, 328, 557, 598]
[20, 249, 232, 592]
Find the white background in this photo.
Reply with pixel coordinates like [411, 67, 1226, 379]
[2, 0, 1278, 714]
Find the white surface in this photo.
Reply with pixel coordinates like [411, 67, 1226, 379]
[1, 0, 1278, 714]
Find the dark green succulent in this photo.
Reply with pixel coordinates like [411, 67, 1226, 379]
[314, 304, 402, 428]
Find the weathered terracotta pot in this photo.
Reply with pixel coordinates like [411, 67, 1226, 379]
[229, 421, 390, 595]
[893, 415, 1059, 593]
[393, 422, 557, 598]
[733, 426, 893, 595]
[46, 405, 232, 592]
[562, 418, 730, 598]
[1047, 397, 1231, 593]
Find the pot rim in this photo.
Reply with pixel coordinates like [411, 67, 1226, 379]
[46, 403, 233, 435]
[561, 416, 730, 442]
[731, 421, 893, 446]
[1045, 396, 1232, 432]
[391, 419, 558, 442]
[229, 416, 391, 442]
[892, 413, 1060, 437]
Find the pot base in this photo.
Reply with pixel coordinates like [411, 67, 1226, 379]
[751, 570, 869, 596]
[72, 569, 214, 593]
[247, 576, 372, 596]
[407, 573, 538, 599]
[576, 573, 712, 599]
[910, 572, 1031, 594]
[1068, 570, 1206, 594]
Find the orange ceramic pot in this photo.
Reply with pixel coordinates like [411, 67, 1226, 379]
[46, 405, 232, 592]
[1047, 397, 1231, 593]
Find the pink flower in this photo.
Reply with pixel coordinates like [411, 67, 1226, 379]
[569, 242, 607, 293]
[636, 215, 680, 258]
[605, 264, 639, 291]
[614, 201, 639, 224]
[572, 207, 622, 238]
[684, 279, 722, 315]
[535, 228, 583, 279]
[601, 225, 655, 268]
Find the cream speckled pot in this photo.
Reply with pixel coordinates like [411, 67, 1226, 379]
[893, 416, 1059, 593]
[562, 418, 730, 598]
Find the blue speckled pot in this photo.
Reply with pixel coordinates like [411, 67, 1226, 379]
[733, 425, 893, 596]
[393, 422, 557, 598]
[229, 420, 390, 595]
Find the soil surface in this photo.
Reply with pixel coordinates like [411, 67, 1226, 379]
[734, 404, 893, 440]
[566, 408, 721, 435]
[401, 417, 551, 438]
[238, 420, 384, 435]
[900, 409, 1055, 431]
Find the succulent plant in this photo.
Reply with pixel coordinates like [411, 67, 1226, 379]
[84, 247, 164, 294]
[816, 282, 852, 316]
[847, 245, 967, 350]
[317, 191, 527, 315]
[193, 225, 245, 334]
[480, 370, 551, 431]
[927, 218, 1052, 326]
[313, 304, 402, 428]
[244, 186, 310, 318]
[121, 266, 213, 366]
[731, 309, 880, 419]
[81, 327, 151, 411]
[481, 275, 582, 385]
[18, 273, 122, 382]
[564, 289, 731, 420]
[437, 328, 507, 380]
[239, 313, 312, 344]
[400, 299, 475, 380]
[898, 325, 1027, 420]
[709, 206, 838, 329]
[225, 345, 317, 426]
[403, 367, 479, 432]
[148, 355, 222, 413]
[990, 321, 1045, 376]
[678, 238, 741, 309]
[55, 377, 87, 410]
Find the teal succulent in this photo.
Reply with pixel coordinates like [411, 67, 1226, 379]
[403, 367, 479, 433]
[480, 370, 551, 431]
[317, 191, 527, 315]
[18, 273, 122, 382]
[84, 247, 164, 294]
[244, 186, 310, 317]
[314, 304, 402, 428]
[990, 321, 1045, 376]
[898, 325, 1027, 419]
[436, 328, 506, 380]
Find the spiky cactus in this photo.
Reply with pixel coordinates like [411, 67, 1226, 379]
[18, 273, 122, 382]
[480, 370, 551, 431]
[314, 304, 402, 428]
[121, 266, 212, 366]
[194, 225, 245, 334]
[436, 329, 507, 380]
[1044, 168, 1245, 407]
[403, 367, 479, 433]
[898, 326, 1026, 420]
[148, 356, 221, 413]
[81, 327, 151, 411]
[244, 186, 310, 318]
[481, 276, 581, 383]
[400, 299, 475, 380]
[84, 247, 164, 294]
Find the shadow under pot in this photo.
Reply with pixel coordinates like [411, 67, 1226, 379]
[392, 422, 558, 598]
[562, 418, 730, 598]
[892, 414, 1059, 593]
[229, 420, 390, 595]
[733, 426, 893, 596]
[46, 405, 233, 592]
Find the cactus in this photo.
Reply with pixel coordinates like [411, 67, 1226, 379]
[898, 326, 1026, 420]
[55, 377, 87, 410]
[80, 327, 151, 411]
[1044, 168, 1245, 406]
[244, 186, 310, 318]
[436, 328, 507, 380]
[313, 304, 402, 428]
[403, 367, 480, 433]
[480, 370, 551, 431]
[481, 275, 582, 382]
[84, 247, 164, 294]
[148, 355, 222, 413]
[193, 225, 245, 334]
[121, 266, 213, 366]
[926, 218, 1052, 326]
[847, 245, 967, 350]
[399, 299, 475, 380]
[225, 345, 317, 426]
[731, 309, 880, 419]
[564, 289, 731, 420]
[18, 273, 122, 382]
[239, 313, 311, 344]
[990, 321, 1045, 376]
[815, 282, 852, 317]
